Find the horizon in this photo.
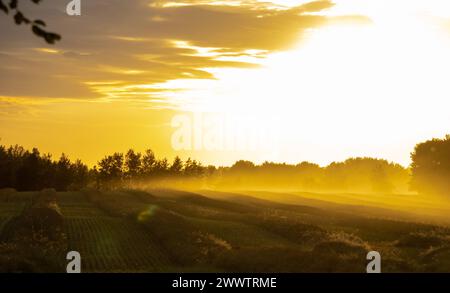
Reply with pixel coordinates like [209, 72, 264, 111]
[0, 138, 417, 169]
[1, 0, 450, 168]
[2, 0, 450, 277]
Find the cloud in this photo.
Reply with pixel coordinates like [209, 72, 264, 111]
[0, 0, 366, 106]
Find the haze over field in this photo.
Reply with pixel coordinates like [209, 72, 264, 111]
[1, 0, 450, 273]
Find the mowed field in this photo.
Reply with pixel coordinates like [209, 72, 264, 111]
[59, 192, 170, 272]
[1, 188, 450, 272]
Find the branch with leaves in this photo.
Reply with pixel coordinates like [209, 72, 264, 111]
[0, 0, 61, 44]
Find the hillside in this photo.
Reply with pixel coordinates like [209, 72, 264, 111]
[1, 188, 450, 272]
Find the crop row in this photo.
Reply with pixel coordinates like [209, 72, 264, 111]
[64, 217, 170, 272]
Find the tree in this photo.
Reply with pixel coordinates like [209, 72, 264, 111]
[71, 159, 89, 190]
[0, 145, 8, 188]
[124, 149, 142, 179]
[55, 153, 72, 191]
[16, 148, 41, 191]
[184, 158, 204, 177]
[142, 149, 156, 176]
[371, 164, 394, 193]
[411, 135, 450, 195]
[154, 158, 169, 176]
[98, 153, 124, 186]
[0, 0, 61, 44]
[0, 143, 90, 191]
[231, 160, 255, 171]
[170, 156, 183, 175]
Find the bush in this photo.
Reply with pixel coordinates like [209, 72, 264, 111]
[396, 232, 446, 249]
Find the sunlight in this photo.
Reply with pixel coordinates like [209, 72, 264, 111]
[152, 1, 450, 165]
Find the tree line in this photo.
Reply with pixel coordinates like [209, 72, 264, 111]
[0, 145, 88, 191]
[0, 135, 449, 195]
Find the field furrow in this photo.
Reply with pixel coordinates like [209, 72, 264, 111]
[58, 192, 170, 272]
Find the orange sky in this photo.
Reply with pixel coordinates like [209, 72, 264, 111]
[1, 0, 450, 167]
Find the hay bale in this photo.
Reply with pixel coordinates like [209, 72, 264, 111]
[396, 232, 444, 248]
[3, 190, 64, 242]
[20, 203, 63, 241]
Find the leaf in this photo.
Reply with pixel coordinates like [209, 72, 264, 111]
[9, 0, 17, 9]
[34, 19, 46, 26]
[32, 25, 61, 44]
[32, 24, 46, 38]
[44, 32, 61, 44]
[14, 11, 25, 24]
[0, 0, 9, 14]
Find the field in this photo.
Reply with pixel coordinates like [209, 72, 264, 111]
[1, 188, 450, 272]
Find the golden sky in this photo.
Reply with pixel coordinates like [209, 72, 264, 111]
[1, 0, 450, 166]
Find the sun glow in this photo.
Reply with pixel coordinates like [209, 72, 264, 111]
[153, 0, 450, 165]
[2, 0, 450, 168]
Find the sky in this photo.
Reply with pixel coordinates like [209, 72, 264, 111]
[1, 0, 449, 167]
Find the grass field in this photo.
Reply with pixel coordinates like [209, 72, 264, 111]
[59, 192, 170, 272]
[1, 188, 450, 272]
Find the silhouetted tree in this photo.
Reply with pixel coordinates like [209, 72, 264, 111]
[16, 148, 41, 191]
[142, 149, 156, 176]
[54, 154, 72, 191]
[0, 141, 413, 193]
[170, 156, 183, 175]
[39, 153, 55, 188]
[71, 159, 89, 190]
[98, 153, 124, 187]
[184, 158, 204, 177]
[153, 158, 169, 177]
[124, 149, 142, 180]
[231, 160, 255, 171]
[0, 145, 8, 188]
[411, 135, 450, 195]
[90, 166, 100, 190]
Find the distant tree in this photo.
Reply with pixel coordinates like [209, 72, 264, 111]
[154, 158, 169, 176]
[124, 149, 142, 180]
[16, 148, 41, 191]
[170, 156, 183, 175]
[295, 162, 322, 190]
[0, 141, 416, 193]
[205, 165, 217, 176]
[322, 158, 408, 193]
[0, 145, 8, 188]
[55, 153, 72, 191]
[411, 135, 450, 195]
[142, 149, 156, 176]
[231, 160, 255, 171]
[90, 166, 100, 190]
[98, 153, 124, 186]
[371, 164, 394, 193]
[71, 159, 89, 190]
[0, 143, 90, 191]
[184, 158, 204, 177]
[0, 0, 61, 44]
[39, 153, 55, 188]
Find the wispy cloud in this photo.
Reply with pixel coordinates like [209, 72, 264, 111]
[0, 0, 366, 107]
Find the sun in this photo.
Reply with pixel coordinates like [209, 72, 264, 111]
[149, 0, 450, 166]
[152, 2, 450, 165]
